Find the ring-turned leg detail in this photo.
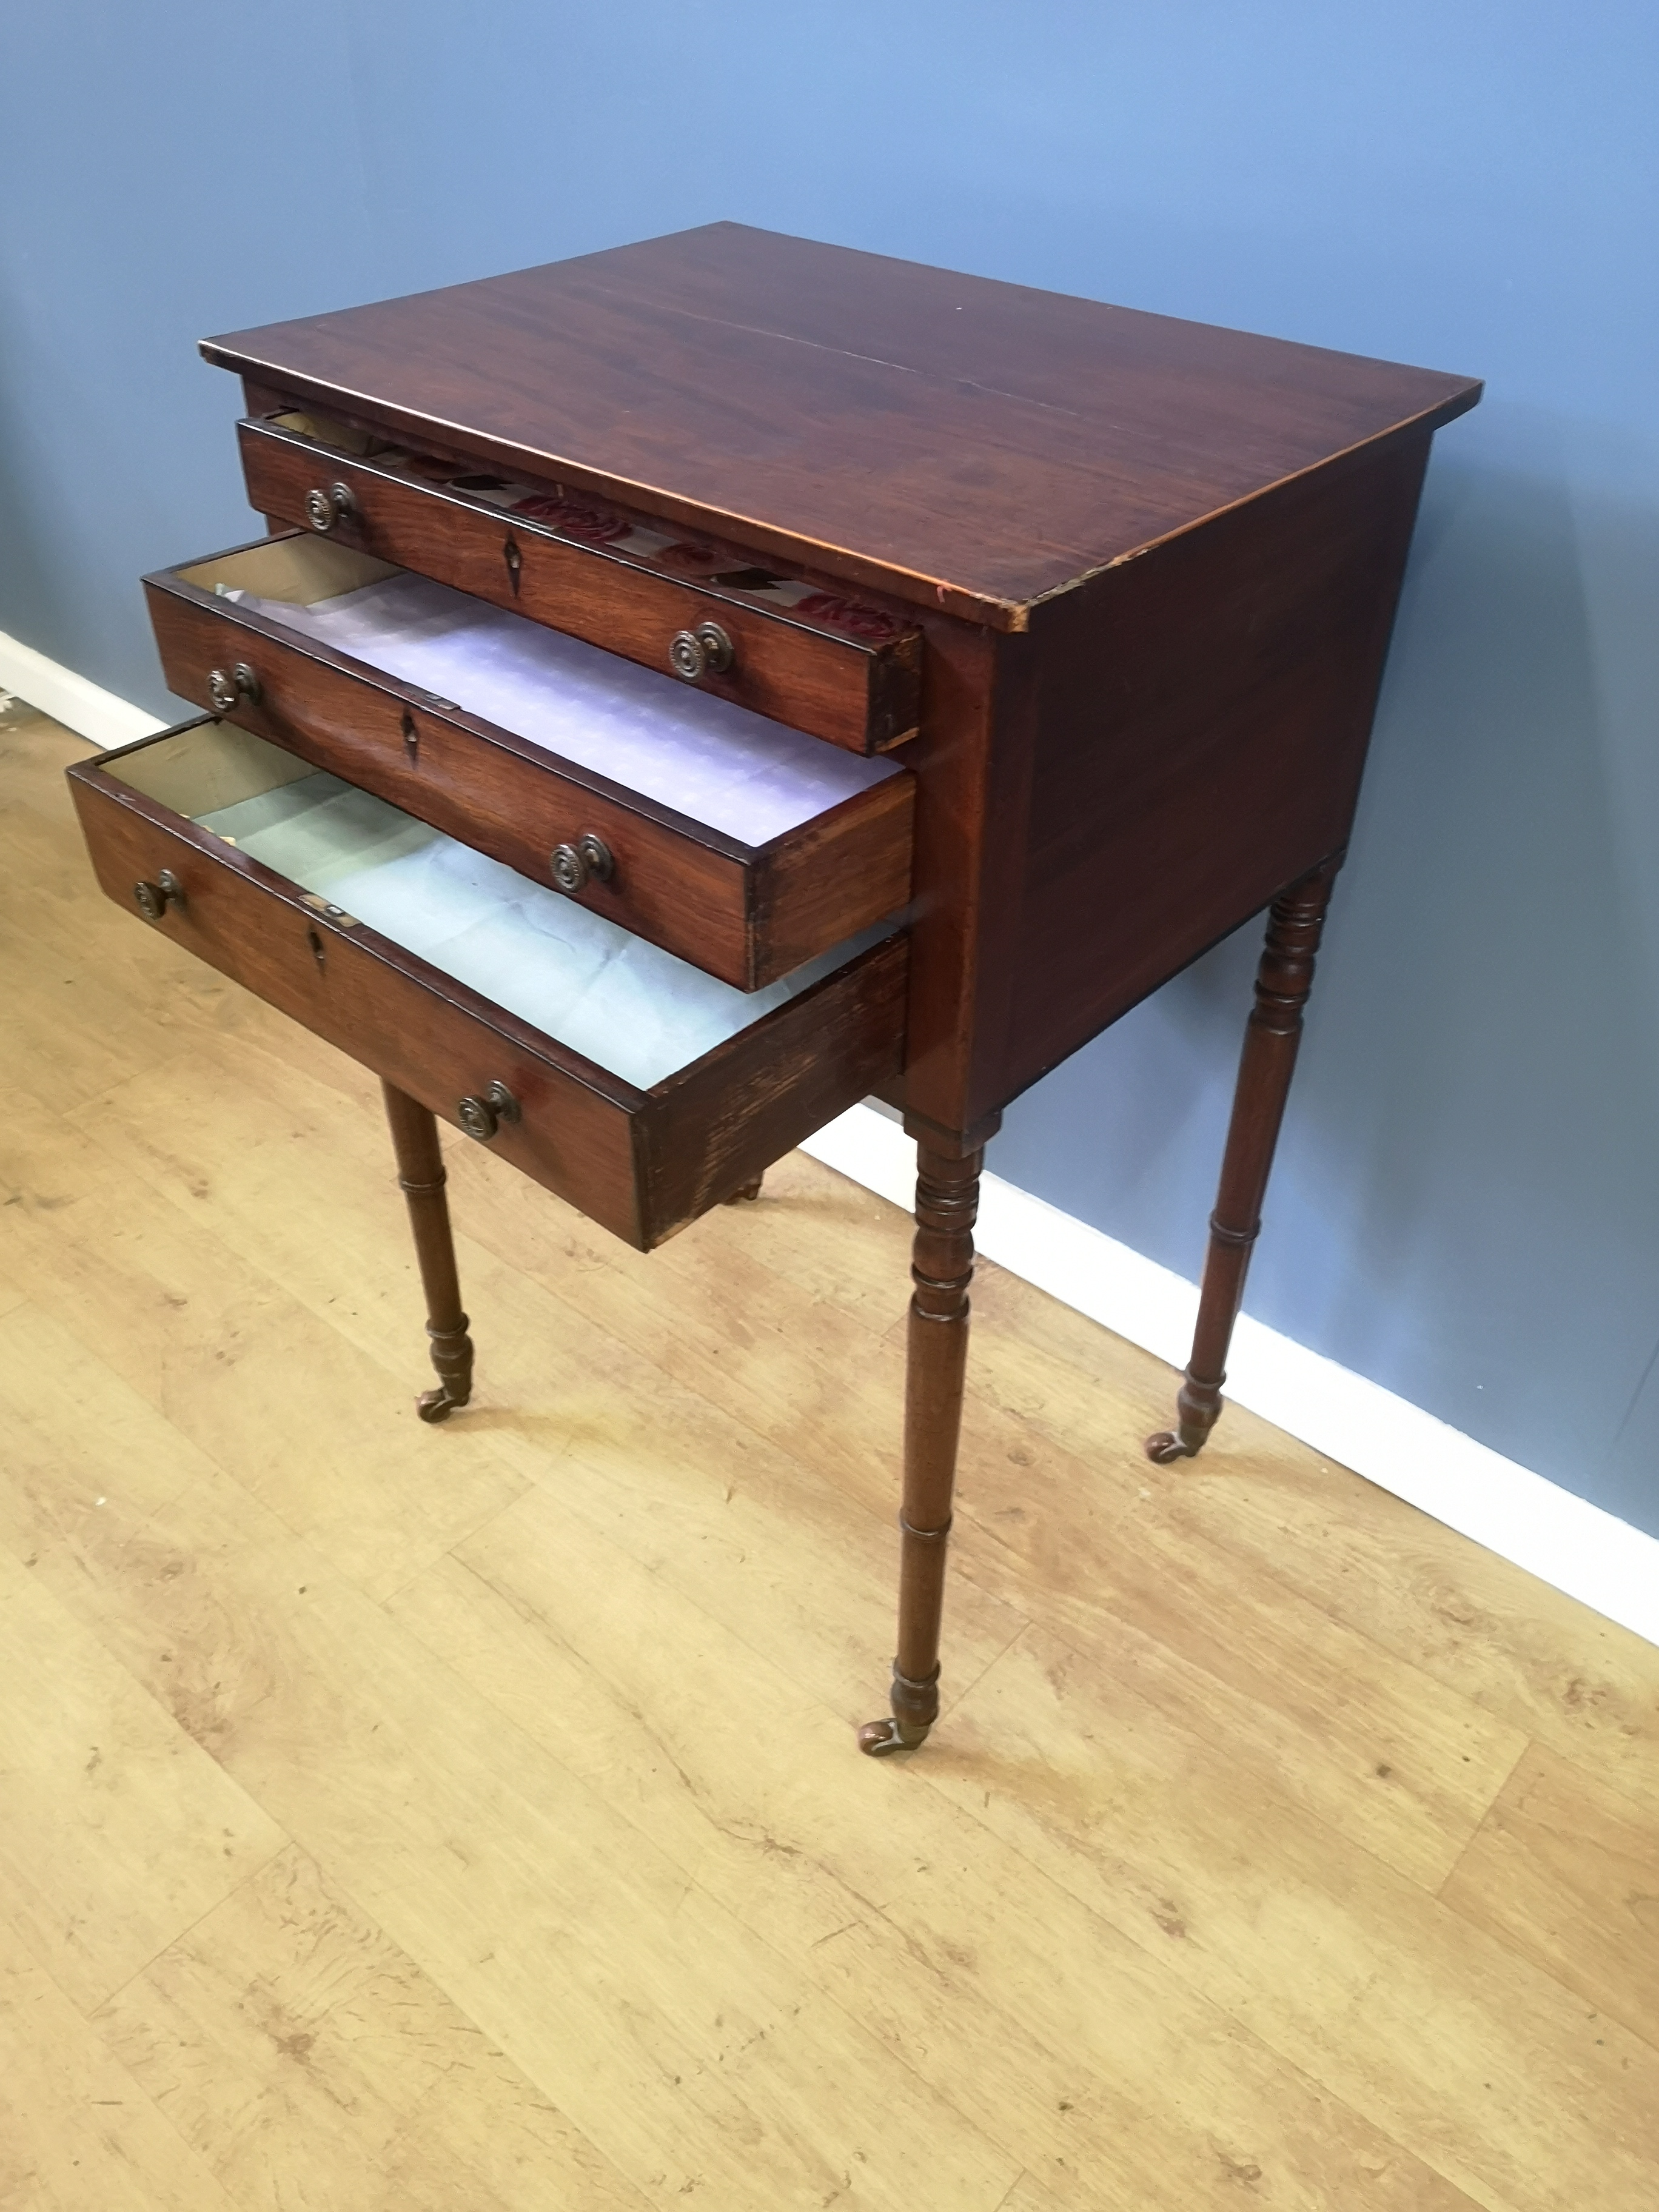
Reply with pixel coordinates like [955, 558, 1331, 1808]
[857, 1664, 942, 1755]
[859, 1141, 982, 1757]
[381, 1079, 475, 1422]
[1144, 857, 1342, 1465]
[417, 1313, 474, 1424]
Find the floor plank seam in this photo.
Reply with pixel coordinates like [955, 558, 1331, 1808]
[1432, 1734, 1536, 1903]
[81, 1835, 297, 2025]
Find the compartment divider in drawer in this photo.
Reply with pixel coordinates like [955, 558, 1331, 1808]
[239, 415, 923, 756]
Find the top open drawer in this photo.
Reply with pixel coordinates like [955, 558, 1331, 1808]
[238, 411, 923, 757]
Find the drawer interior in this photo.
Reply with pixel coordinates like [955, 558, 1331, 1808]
[180, 537, 903, 850]
[109, 720, 893, 1092]
[263, 406, 916, 651]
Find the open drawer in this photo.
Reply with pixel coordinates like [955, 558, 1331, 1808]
[66, 719, 908, 1250]
[237, 409, 923, 755]
[144, 534, 915, 991]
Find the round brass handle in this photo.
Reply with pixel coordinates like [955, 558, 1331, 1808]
[133, 868, 185, 921]
[207, 662, 261, 714]
[668, 622, 736, 682]
[305, 481, 358, 533]
[456, 1079, 521, 1144]
[549, 833, 615, 895]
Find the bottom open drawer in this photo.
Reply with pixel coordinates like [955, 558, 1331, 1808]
[67, 718, 907, 1249]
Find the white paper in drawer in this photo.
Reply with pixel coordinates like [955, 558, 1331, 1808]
[217, 572, 898, 846]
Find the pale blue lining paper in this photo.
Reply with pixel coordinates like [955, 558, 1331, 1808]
[196, 771, 885, 1090]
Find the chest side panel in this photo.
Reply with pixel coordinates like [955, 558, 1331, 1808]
[973, 430, 1434, 1118]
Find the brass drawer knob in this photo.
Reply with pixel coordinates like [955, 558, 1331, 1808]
[668, 622, 735, 682]
[133, 868, 185, 921]
[457, 1079, 521, 1144]
[549, 832, 615, 895]
[207, 662, 261, 714]
[305, 481, 358, 532]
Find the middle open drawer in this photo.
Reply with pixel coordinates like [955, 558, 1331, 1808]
[144, 533, 915, 991]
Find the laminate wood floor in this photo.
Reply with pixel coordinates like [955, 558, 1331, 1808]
[2, 697, 1657, 2211]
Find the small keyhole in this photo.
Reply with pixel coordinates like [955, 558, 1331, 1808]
[503, 533, 523, 597]
[401, 708, 419, 762]
[306, 926, 326, 970]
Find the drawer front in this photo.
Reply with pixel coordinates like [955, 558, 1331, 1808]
[145, 554, 915, 993]
[240, 417, 923, 757]
[69, 732, 908, 1248]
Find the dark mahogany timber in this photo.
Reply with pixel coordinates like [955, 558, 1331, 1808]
[381, 1079, 475, 1423]
[65, 224, 1483, 1759]
[203, 223, 1480, 629]
[144, 537, 914, 993]
[237, 416, 923, 757]
[202, 229, 1478, 1144]
[859, 1138, 983, 1756]
[947, 432, 1434, 1130]
[67, 722, 908, 1252]
[1145, 858, 1344, 1465]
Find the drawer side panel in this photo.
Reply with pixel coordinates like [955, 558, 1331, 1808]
[645, 933, 909, 1239]
[752, 775, 915, 980]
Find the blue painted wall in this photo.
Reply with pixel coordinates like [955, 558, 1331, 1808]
[5, 3, 1657, 1527]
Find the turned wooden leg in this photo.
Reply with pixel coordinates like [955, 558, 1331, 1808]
[859, 1141, 982, 1757]
[381, 1079, 475, 1424]
[722, 1175, 763, 1204]
[1145, 856, 1342, 1466]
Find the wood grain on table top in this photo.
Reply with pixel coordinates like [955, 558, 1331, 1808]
[203, 223, 1482, 629]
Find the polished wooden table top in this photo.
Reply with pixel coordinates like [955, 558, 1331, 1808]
[203, 222, 1482, 629]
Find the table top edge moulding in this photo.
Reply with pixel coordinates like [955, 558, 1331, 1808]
[201, 221, 1483, 631]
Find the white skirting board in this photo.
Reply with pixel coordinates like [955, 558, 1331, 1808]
[802, 1104, 1659, 1650]
[0, 629, 168, 748]
[8, 634, 1655, 1648]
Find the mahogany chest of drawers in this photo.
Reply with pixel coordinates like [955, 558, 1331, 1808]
[67, 223, 1480, 1754]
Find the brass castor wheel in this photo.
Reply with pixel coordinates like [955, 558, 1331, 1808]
[856, 1715, 932, 1757]
[417, 1382, 469, 1424]
[1143, 1429, 1193, 1464]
